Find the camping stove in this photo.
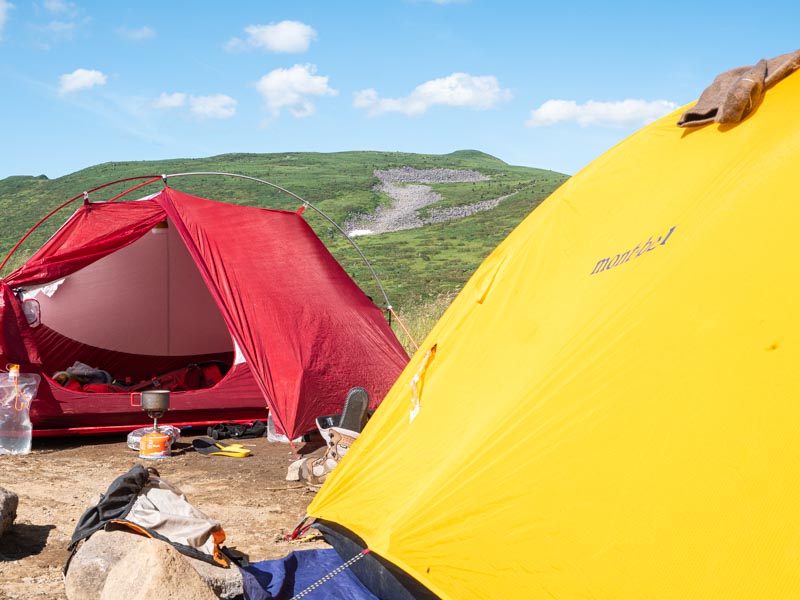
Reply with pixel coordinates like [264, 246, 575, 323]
[139, 390, 172, 460]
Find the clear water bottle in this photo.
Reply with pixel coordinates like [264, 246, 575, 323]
[0, 365, 40, 455]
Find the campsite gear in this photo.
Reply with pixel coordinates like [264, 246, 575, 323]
[289, 387, 369, 487]
[54, 362, 227, 394]
[303, 61, 800, 598]
[139, 389, 170, 424]
[135, 390, 172, 459]
[207, 420, 265, 440]
[678, 49, 800, 126]
[192, 437, 252, 458]
[65, 360, 113, 385]
[240, 548, 378, 600]
[66, 465, 230, 575]
[0, 184, 408, 438]
[128, 362, 219, 393]
[127, 425, 181, 451]
[138, 429, 172, 460]
[52, 360, 114, 390]
[339, 387, 369, 432]
[314, 386, 371, 444]
[0, 364, 40, 455]
[294, 427, 359, 489]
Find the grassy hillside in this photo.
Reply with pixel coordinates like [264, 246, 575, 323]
[0, 150, 567, 312]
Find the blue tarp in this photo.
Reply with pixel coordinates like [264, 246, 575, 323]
[240, 548, 378, 600]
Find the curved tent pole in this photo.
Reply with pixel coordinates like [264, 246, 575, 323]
[162, 171, 394, 311]
[0, 175, 162, 274]
[3, 172, 397, 318]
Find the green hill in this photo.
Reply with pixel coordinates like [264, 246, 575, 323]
[0, 150, 568, 312]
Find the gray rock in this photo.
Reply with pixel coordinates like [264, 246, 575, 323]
[373, 167, 490, 184]
[100, 538, 218, 600]
[65, 529, 146, 599]
[344, 167, 513, 236]
[0, 487, 19, 536]
[65, 529, 243, 600]
[190, 553, 245, 600]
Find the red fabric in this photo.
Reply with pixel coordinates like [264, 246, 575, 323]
[31, 362, 267, 430]
[159, 188, 409, 438]
[6, 201, 166, 287]
[201, 363, 223, 387]
[72, 366, 208, 393]
[147, 364, 203, 391]
[30, 323, 233, 383]
[2, 189, 409, 438]
[81, 383, 127, 394]
[0, 283, 40, 367]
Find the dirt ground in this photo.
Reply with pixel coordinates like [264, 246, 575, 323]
[0, 431, 329, 599]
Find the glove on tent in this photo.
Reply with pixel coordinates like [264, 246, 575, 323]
[0, 185, 408, 439]
[304, 56, 800, 598]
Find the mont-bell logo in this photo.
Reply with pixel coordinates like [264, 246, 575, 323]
[591, 226, 676, 275]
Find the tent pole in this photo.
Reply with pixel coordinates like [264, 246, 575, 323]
[162, 171, 394, 311]
[3, 172, 394, 312]
[0, 176, 161, 275]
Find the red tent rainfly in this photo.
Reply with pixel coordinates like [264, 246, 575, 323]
[1, 187, 409, 439]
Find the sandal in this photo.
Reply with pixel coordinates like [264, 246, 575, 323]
[192, 437, 252, 458]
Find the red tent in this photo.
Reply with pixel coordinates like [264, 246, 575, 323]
[0, 186, 409, 439]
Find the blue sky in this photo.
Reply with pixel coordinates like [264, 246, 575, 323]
[1, 0, 798, 180]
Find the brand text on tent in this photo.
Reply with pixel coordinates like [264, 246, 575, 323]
[591, 226, 676, 275]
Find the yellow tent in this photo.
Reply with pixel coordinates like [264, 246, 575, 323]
[307, 67, 800, 599]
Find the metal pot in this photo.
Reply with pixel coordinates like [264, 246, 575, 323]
[141, 390, 170, 418]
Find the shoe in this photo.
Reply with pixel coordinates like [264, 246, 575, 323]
[298, 428, 359, 489]
[339, 387, 369, 432]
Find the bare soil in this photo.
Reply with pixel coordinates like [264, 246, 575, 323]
[0, 432, 329, 599]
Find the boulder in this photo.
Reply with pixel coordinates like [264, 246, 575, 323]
[190, 553, 246, 600]
[0, 487, 19, 536]
[100, 539, 218, 600]
[65, 529, 243, 600]
[65, 529, 147, 599]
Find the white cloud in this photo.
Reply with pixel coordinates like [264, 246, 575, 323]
[225, 20, 317, 53]
[353, 72, 512, 117]
[117, 25, 155, 41]
[0, 0, 12, 41]
[153, 92, 186, 109]
[152, 92, 238, 119]
[255, 64, 337, 118]
[58, 68, 107, 94]
[353, 88, 379, 110]
[45, 19, 74, 34]
[189, 94, 237, 119]
[44, 0, 75, 14]
[31, 0, 89, 49]
[525, 99, 678, 128]
[31, 0, 81, 47]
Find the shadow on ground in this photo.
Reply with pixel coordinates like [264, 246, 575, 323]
[0, 523, 56, 561]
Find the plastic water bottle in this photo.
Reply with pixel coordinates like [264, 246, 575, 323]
[0, 365, 39, 455]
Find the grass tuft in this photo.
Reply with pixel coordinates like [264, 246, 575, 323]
[390, 291, 459, 355]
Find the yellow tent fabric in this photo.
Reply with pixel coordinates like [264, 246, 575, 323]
[308, 69, 800, 599]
